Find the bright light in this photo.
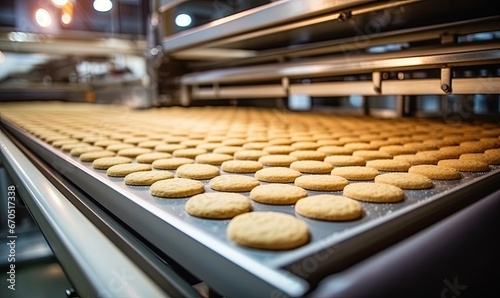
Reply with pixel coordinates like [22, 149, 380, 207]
[35, 8, 52, 28]
[175, 13, 192, 27]
[61, 13, 72, 24]
[0, 51, 5, 64]
[93, 0, 113, 13]
[51, 0, 68, 7]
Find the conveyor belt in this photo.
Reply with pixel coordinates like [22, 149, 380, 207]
[1, 102, 499, 297]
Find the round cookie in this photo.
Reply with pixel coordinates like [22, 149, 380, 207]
[324, 155, 365, 167]
[393, 154, 438, 166]
[150, 178, 205, 198]
[117, 147, 152, 158]
[155, 144, 187, 153]
[290, 160, 333, 174]
[459, 153, 500, 165]
[71, 146, 104, 157]
[295, 195, 362, 221]
[365, 159, 411, 172]
[79, 150, 115, 162]
[106, 143, 135, 152]
[136, 152, 172, 164]
[172, 148, 207, 159]
[152, 158, 194, 170]
[92, 156, 132, 170]
[343, 182, 404, 203]
[437, 159, 490, 172]
[258, 155, 297, 167]
[289, 150, 326, 161]
[294, 175, 348, 191]
[374, 173, 433, 189]
[124, 170, 174, 186]
[61, 142, 91, 152]
[378, 145, 417, 156]
[221, 160, 263, 173]
[317, 146, 354, 156]
[352, 150, 392, 161]
[233, 150, 269, 161]
[330, 166, 380, 181]
[106, 163, 152, 177]
[195, 153, 233, 165]
[212, 146, 242, 156]
[255, 167, 302, 183]
[408, 165, 461, 180]
[250, 184, 307, 205]
[185, 193, 251, 219]
[227, 212, 309, 250]
[176, 164, 220, 180]
[209, 175, 260, 192]
[263, 145, 296, 155]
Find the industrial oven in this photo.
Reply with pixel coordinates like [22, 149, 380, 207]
[1, 0, 500, 297]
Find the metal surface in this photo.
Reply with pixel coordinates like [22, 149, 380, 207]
[0, 130, 168, 298]
[162, 0, 377, 53]
[2, 108, 499, 297]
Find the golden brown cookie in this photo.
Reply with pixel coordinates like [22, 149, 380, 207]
[258, 154, 297, 167]
[295, 195, 362, 221]
[250, 184, 307, 205]
[294, 175, 348, 191]
[233, 150, 269, 161]
[330, 166, 380, 181]
[317, 146, 354, 156]
[185, 193, 252, 219]
[227, 212, 309, 250]
[212, 146, 243, 156]
[136, 152, 172, 164]
[94, 139, 122, 147]
[437, 159, 490, 172]
[61, 142, 91, 152]
[193, 153, 233, 165]
[209, 175, 260, 192]
[79, 150, 115, 162]
[291, 141, 320, 150]
[365, 159, 411, 172]
[459, 153, 500, 165]
[324, 155, 365, 167]
[106, 143, 135, 152]
[352, 150, 392, 160]
[408, 165, 461, 180]
[263, 145, 296, 154]
[343, 182, 404, 203]
[124, 170, 174, 186]
[71, 146, 104, 157]
[155, 144, 187, 153]
[172, 148, 207, 158]
[374, 173, 433, 189]
[290, 160, 333, 174]
[150, 178, 205, 198]
[152, 157, 194, 170]
[289, 150, 326, 161]
[254, 167, 302, 183]
[393, 154, 438, 165]
[221, 160, 263, 173]
[106, 163, 152, 177]
[378, 145, 417, 156]
[117, 147, 152, 158]
[176, 164, 220, 180]
[92, 156, 132, 170]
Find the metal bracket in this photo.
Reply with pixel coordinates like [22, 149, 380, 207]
[282, 77, 290, 97]
[373, 71, 382, 94]
[441, 67, 452, 93]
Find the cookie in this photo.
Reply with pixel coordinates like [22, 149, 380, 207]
[459, 153, 500, 165]
[374, 173, 433, 189]
[70, 145, 104, 157]
[233, 150, 269, 161]
[195, 153, 233, 165]
[343, 182, 404, 203]
[209, 175, 260, 192]
[258, 154, 297, 167]
[185, 193, 252, 219]
[352, 150, 392, 160]
[79, 150, 115, 162]
[117, 147, 152, 158]
[155, 144, 187, 153]
[437, 159, 490, 172]
[172, 148, 207, 158]
[136, 152, 172, 164]
[227, 212, 309, 250]
[295, 195, 362, 221]
[317, 146, 354, 156]
[250, 184, 307, 205]
[92, 156, 132, 170]
[152, 157, 194, 170]
[150, 178, 205, 198]
[176, 164, 220, 179]
[212, 146, 242, 155]
[52, 139, 79, 148]
[106, 143, 135, 152]
[61, 142, 91, 152]
[221, 160, 263, 173]
[94, 139, 121, 147]
[324, 155, 365, 167]
[106, 163, 152, 177]
[290, 160, 333, 174]
[294, 175, 348, 191]
[254, 167, 302, 183]
[330, 166, 380, 181]
[124, 170, 174, 186]
[263, 145, 296, 154]
[365, 159, 411, 172]
[137, 140, 165, 149]
[291, 141, 320, 150]
[393, 154, 438, 165]
[289, 150, 326, 161]
[378, 145, 417, 156]
[408, 165, 461, 180]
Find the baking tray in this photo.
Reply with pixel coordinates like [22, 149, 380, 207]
[2, 117, 499, 298]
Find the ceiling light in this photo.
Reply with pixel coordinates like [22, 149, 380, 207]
[35, 8, 52, 28]
[175, 13, 192, 27]
[61, 13, 72, 25]
[51, 0, 68, 7]
[93, 0, 113, 13]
